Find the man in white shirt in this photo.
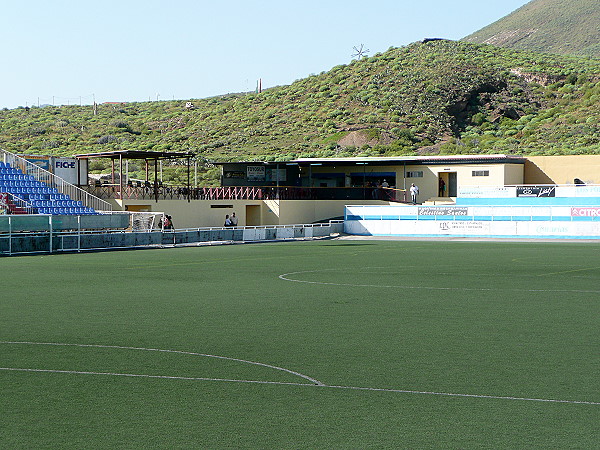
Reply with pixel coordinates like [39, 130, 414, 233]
[230, 212, 238, 227]
[410, 183, 419, 204]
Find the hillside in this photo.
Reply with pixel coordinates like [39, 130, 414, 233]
[463, 0, 600, 58]
[1, 40, 600, 183]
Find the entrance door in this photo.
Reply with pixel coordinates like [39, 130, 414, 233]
[246, 205, 261, 226]
[448, 172, 457, 197]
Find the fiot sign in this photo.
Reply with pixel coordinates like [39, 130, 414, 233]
[571, 207, 600, 217]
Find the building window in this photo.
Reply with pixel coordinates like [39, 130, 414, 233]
[472, 170, 489, 177]
[406, 171, 423, 178]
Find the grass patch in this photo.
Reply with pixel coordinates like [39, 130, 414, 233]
[1, 240, 599, 447]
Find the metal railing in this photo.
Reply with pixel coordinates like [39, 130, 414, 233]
[3, 193, 36, 214]
[1, 149, 112, 212]
[82, 184, 407, 202]
[0, 219, 343, 256]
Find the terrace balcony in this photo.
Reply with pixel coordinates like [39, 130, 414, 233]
[81, 184, 408, 203]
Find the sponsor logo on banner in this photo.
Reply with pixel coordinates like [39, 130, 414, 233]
[246, 166, 265, 181]
[571, 207, 600, 217]
[516, 186, 555, 197]
[458, 186, 514, 198]
[418, 206, 468, 216]
[54, 158, 79, 184]
[25, 157, 51, 171]
[536, 225, 570, 234]
[439, 221, 487, 231]
[224, 171, 246, 179]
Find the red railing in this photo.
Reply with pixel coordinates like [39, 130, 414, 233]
[82, 185, 407, 202]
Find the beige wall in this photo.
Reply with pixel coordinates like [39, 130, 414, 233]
[504, 164, 525, 186]
[114, 198, 388, 228]
[526, 156, 600, 185]
[277, 199, 387, 224]
[115, 199, 262, 228]
[396, 163, 523, 201]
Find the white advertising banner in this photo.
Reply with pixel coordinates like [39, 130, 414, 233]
[247, 166, 265, 182]
[458, 186, 516, 198]
[557, 185, 600, 198]
[53, 158, 87, 185]
[345, 205, 600, 239]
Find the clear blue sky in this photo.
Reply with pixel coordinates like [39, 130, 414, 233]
[0, 0, 530, 109]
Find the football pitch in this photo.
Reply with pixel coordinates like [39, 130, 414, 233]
[1, 239, 599, 448]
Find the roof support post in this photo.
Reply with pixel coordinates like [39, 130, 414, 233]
[187, 156, 191, 203]
[154, 158, 159, 202]
[119, 154, 123, 201]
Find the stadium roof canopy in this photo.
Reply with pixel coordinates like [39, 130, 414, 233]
[74, 150, 194, 161]
[74, 150, 195, 202]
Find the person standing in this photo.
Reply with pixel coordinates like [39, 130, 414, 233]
[163, 214, 173, 230]
[439, 178, 446, 197]
[224, 214, 232, 227]
[230, 212, 238, 227]
[410, 183, 419, 204]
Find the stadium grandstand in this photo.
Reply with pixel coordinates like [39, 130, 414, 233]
[0, 161, 97, 215]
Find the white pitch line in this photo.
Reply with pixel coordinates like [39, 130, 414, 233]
[0, 341, 324, 386]
[278, 270, 600, 293]
[1, 367, 598, 406]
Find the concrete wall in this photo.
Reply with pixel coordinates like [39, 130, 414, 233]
[0, 213, 129, 232]
[114, 198, 388, 228]
[115, 199, 263, 229]
[526, 156, 600, 185]
[504, 164, 525, 186]
[345, 205, 600, 240]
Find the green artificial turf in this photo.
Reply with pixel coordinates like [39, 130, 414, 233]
[1, 240, 599, 448]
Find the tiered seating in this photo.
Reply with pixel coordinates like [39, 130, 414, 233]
[0, 161, 97, 215]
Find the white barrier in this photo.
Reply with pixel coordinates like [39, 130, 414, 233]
[345, 205, 600, 240]
[1, 221, 344, 256]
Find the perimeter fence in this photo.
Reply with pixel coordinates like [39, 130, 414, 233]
[0, 219, 343, 256]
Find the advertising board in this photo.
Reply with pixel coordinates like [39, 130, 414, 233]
[516, 186, 556, 197]
[571, 207, 600, 217]
[418, 206, 468, 216]
[458, 186, 515, 198]
[247, 166, 265, 182]
[54, 158, 79, 184]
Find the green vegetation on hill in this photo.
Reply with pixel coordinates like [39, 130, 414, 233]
[463, 0, 600, 58]
[1, 40, 600, 183]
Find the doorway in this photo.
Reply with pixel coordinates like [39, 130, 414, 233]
[246, 205, 261, 226]
[438, 172, 457, 197]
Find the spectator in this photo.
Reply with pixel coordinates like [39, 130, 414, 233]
[410, 183, 419, 204]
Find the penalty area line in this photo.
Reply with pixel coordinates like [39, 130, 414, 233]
[1, 367, 598, 406]
[278, 270, 600, 293]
